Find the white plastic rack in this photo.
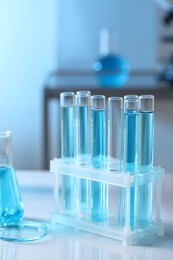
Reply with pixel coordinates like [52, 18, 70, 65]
[50, 158, 164, 245]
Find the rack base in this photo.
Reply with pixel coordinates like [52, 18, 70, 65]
[51, 212, 164, 245]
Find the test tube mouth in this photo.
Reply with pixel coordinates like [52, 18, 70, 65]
[76, 91, 91, 106]
[139, 95, 154, 112]
[124, 95, 138, 100]
[76, 90, 91, 96]
[91, 95, 105, 110]
[60, 92, 75, 107]
[108, 97, 123, 110]
[124, 97, 138, 111]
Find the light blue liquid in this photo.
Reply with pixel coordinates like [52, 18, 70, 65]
[90, 109, 106, 222]
[91, 110, 105, 168]
[124, 110, 138, 172]
[119, 110, 138, 229]
[0, 166, 24, 225]
[93, 54, 129, 88]
[138, 112, 154, 169]
[76, 106, 90, 163]
[61, 106, 76, 159]
[137, 111, 154, 226]
[76, 106, 90, 211]
[61, 106, 76, 212]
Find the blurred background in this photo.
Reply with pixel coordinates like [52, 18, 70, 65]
[0, 0, 173, 171]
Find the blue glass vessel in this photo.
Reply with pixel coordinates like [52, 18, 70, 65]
[91, 109, 105, 169]
[0, 131, 24, 225]
[0, 131, 47, 242]
[0, 166, 24, 225]
[93, 54, 129, 88]
[119, 97, 138, 229]
[90, 95, 107, 222]
[124, 109, 138, 172]
[137, 95, 154, 227]
[93, 28, 129, 88]
[60, 93, 77, 212]
[76, 91, 91, 212]
[61, 106, 76, 160]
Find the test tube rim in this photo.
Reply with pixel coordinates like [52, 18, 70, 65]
[91, 95, 105, 110]
[139, 94, 154, 112]
[60, 92, 75, 107]
[124, 97, 138, 111]
[76, 91, 91, 106]
[108, 96, 123, 109]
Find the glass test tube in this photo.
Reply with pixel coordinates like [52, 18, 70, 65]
[90, 95, 107, 222]
[60, 92, 77, 212]
[137, 95, 154, 226]
[0, 131, 24, 225]
[76, 91, 91, 212]
[107, 97, 123, 171]
[124, 97, 138, 172]
[76, 90, 91, 165]
[119, 97, 138, 229]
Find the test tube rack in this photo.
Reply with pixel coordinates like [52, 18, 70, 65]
[50, 158, 164, 245]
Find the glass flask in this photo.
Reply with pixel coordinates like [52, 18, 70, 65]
[93, 28, 129, 88]
[0, 131, 47, 242]
[0, 131, 24, 225]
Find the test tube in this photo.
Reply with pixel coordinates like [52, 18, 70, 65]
[123, 97, 138, 172]
[76, 90, 91, 212]
[137, 95, 154, 226]
[119, 97, 139, 228]
[60, 92, 77, 212]
[76, 90, 91, 165]
[107, 97, 123, 171]
[90, 95, 106, 221]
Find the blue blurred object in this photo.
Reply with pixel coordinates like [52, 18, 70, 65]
[93, 28, 129, 88]
[93, 53, 129, 88]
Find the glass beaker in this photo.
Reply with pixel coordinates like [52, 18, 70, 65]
[0, 131, 24, 225]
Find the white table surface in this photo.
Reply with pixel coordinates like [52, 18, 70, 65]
[1, 170, 173, 260]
